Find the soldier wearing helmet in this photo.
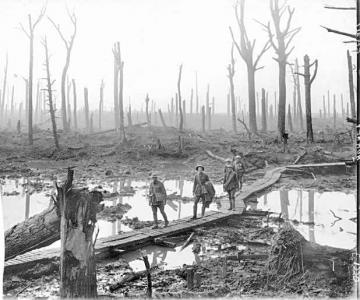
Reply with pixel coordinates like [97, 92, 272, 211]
[192, 164, 213, 219]
[148, 173, 169, 229]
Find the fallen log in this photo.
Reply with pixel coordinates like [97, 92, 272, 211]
[180, 232, 195, 251]
[293, 151, 307, 164]
[5, 189, 103, 261]
[109, 266, 158, 292]
[154, 238, 177, 248]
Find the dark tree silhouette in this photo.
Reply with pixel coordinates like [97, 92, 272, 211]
[229, 0, 270, 133]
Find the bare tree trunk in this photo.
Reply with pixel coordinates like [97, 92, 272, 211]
[127, 105, 132, 128]
[190, 88, 193, 115]
[212, 96, 215, 115]
[90, 113, 94, 133]
[319, 109, 322, 119]
[99, 80, 104, 130]
[117, 44, 126, 142]
[206, 84, 210, 130]
[323, 95, 326, 118]
[227, 93, 230, 117]
[277, 61, 287, 136]
[327, 90, 330, 119]
[66, 78, 71, 129]
[295, 59, 304, 130]
[261, 88, 267, 131]
[1, 54, 8, 119]
[175, 93, 179, 126]
[43, 37, 60, 150]
[292, 81, 296, 124]
[195, 72, 199, 114]
[178, 65, 184, 131]
[28, 30, 34, 144]
[113, 43, 120, 130]
[228, 46, 237, 133]
[158, 109, 167, 128]
[35, 80, 40, 123]
[183, 99, 186, 129]
[301, 55, 318, 143]
[170, 97, 174, 125]
[10, 85, 14, 116]
[333, 95, 336, 129]
[84, 87, 90, 132]
[287, 104, 293, 132]
[57, 169, 100, 298]
[347, 102, 349, 116]
[347, 50, 355, 118]
[72, 79, 78, 130]
[201, 105, 205, 133]
[341, 93, 344, 118]
[145, 94, 151, 125]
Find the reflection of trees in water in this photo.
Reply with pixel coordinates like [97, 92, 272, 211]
[178, 179, 184, 219]
[308, 190, 315, 243]
[279, 189, 289, 219]
[25, 190, 30, 219]
[117, 180, 125, 233]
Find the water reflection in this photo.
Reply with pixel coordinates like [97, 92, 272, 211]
[1, 177, 224, 237]
[254, 189, 356, 249]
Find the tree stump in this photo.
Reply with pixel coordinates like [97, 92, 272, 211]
[56, 168, 102, 298]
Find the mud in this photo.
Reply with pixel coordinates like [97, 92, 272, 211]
[1, 126, 357, 298]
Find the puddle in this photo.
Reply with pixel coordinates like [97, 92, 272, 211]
[250, 189, 356, 249]
[120, 242, 247, 272]
[0, 177, 225, 241]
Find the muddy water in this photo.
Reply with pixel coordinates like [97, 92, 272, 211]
[0, 177, 225, 234]
[251, 189, 356, 249]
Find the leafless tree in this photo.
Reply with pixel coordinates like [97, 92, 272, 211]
[99, 80, 104, 130]
[177, 64, 184, 131]
[72, 79, 77, 130]
[229, 0, 270, 133]
[260, 0, 301, 137]
[42, 37, 60, 150]
[48, 10, 77, 133]
[20, 6, 46, 144]
[296, 55, 318, 143]
[1, 54, 8, 119]
[227, 44, 237, 133]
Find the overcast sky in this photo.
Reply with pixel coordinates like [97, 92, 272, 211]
[0, 0, 356, 112]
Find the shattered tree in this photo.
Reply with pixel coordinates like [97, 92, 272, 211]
[178, 64, 184, 131]
[20, 6, 46, 144]
[227, 44, 237, 133]
[264, 0, 300, 137]
[43, 37, 60, 150]
[55, 168, 102, 297]
[49, 11, 77, 133]
[229, 0, 270, 133]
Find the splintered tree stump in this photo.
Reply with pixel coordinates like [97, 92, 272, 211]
[55, 168, 102, 298]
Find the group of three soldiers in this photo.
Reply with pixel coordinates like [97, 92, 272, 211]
[148, 153, 246, 229]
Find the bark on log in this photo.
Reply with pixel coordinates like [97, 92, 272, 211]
[5, 204, 59, 261]
[5, 187, 103, 262]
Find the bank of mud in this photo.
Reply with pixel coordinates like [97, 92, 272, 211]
[1, 127, 356, 298]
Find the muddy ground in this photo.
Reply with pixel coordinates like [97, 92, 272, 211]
[1, 125, 357, 298]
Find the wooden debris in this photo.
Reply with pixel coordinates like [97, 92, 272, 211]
[180, 232, 195, 251]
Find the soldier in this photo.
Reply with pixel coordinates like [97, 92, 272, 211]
[192, 164, 212, 219]
[223, 159, 239, 210]
[233, 153, 246, 190]
[148, 174, 169, 229]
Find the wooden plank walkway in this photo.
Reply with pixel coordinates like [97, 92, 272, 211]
[4, 161, 346, 272]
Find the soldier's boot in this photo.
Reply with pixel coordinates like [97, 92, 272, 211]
[201, 203, 206, 217]
[152, 209, 159, 229]
[232, 198, 236, 211]
[191, 202, 197, 220]
[163, 214, 169, 227]
[228, 197, 233, 210]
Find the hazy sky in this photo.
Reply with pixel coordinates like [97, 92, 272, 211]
[0, 0, 356, 112]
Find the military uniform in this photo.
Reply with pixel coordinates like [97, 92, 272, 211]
[149, 180, 168, 228]
[192, 169, 214, 218]
[233, 156, 246, 190]
[223, 166, 239, 210]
